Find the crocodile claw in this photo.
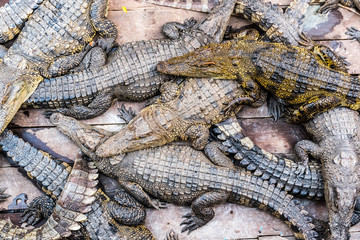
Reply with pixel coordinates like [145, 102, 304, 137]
[180, 212, 206, 234]
[20, 208, 42, 226]
[117, 104, 136, 124]
[152, 199, 167, 209]
[346, 27, 360, 42]
[318, 2, 338, 14]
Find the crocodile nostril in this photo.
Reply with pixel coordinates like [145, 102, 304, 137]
[157, 61, 167, 73]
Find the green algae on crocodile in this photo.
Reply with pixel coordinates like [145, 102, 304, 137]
[23, 0, 237, 121]
[157, 39, 360, 123]
[50, 113, 320, 240]
[0, 130, 158, 240]
[0, 0, 118, 133]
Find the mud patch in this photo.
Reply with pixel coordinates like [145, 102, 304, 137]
[301, 5, 343, 39]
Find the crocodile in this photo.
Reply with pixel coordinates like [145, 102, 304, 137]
[0, 0, 44, 44]
[0, 153, 99, 239]
[50, 113, 320, 239]
[0, 129, 159, 239]
[143, 0, 312, 46]
[23, 0, 237, 121]
[94, 77, 252, 157]
[212, 116, 360, 238]
[156, 39, 360, 123]
[0, 0, 118, 134]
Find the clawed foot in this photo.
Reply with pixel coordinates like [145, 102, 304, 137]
[318, 3, 338, 14]
[117, 104, 136, 124]
[44, 110, 57, 119]
[164, 230, 179, 240]
[222, 100, 238, 116]
[0, 188, 11, 202]
[180, 212, 207, 234]
[346, 27, 360, 42]
[151, 199, 167, 210]
[183, 17, 197, 29]
[20, 208, 42, 226]
[96, 37, 117, 53]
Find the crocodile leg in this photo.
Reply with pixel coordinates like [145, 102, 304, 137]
[41, 47, 92, 78]
[45, 90, 114, 119]
[117, 104, 137, 124]
[185, 124, 210, 150]
[162, 18, 197, 40]
[181, 191, 229, 233]
[20, 196, 55, 226]
[158, 81, 180, 103]
[119, 181, 160, 209]
[105, 189, 146, 226]
[318, 0, 340, 14]
[294, 140, 323, 176]
[204, 142, 234, 168]
[70, 46, 107, 73]
[291, 95, 342, 123]
[90, 0, 118, 52]
[311, 45, 350, 72]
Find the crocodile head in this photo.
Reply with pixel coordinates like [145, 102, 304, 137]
[323, 149, 360, 240]
[96, 105, 177, 157]
[0, 64, 42, 133]
[157, 41, 239, 79]
[50, 113, 112, 153]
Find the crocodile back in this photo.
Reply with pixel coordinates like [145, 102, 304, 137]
[0, 0, 44, 43]
[6, 0, 94, 66]
[25, 36, 215, 108]
[248, 41, 355, 104]
[172, 78, 243, 124]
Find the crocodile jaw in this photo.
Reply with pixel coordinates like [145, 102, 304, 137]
[0, 73, 42, 133]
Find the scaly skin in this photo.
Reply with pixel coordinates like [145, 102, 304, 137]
[317, 0, 359, 14]
[143, 0, 311, 46]
[0, 156, 98, 239]
[0, 130, 156, 240]
[0, 0, 117, 133]
[212, 117, 325, 199]
[22, 0, 237, 120]
[294, 107, 360, 240]
[157, 39, 360, 123]
[51, 113, 320, 240]
[95, 77, 248, 157]
[0, 0, 44, 43]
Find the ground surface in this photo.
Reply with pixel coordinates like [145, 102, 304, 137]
[0, 0, 360, 239]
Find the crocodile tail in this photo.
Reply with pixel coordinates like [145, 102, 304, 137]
[0, 0, 44, 43]
[232, 173, 319, 240]
[285, 0, 311, 25]
[0, 129, 71, 200]
[142, 0, 221, 12]
[0, 157, 98, 239]
[212, 117, 324, 198]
